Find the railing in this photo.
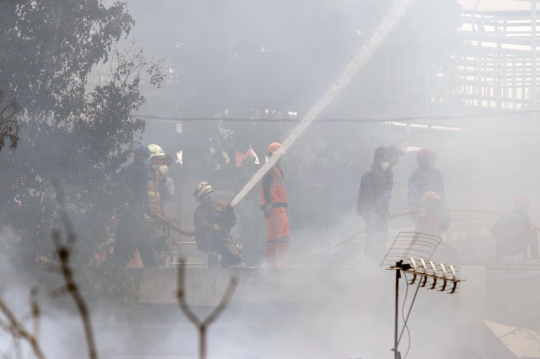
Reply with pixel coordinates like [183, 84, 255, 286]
[456, 11, 540, 110]
[358, 10, 540, 112]
[446, 219, 495, 260]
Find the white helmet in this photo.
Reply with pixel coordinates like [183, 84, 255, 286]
[194, 181, 213, 201]
[148, 144, 165, 158]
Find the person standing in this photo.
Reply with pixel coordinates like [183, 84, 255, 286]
[157, 153, 175, 240]
[260, 142, 294, 267]
[415, 191, 457, 264]
[357, 146, 390, 260]
[491, 196, 539, 260]
[383, 145, 403, 214]
[145, 144, 170, 265]
[193, 181, 241, 267]
[415, 191, 450, 236]
[145, 144, 195, 265]
[407, 148, 445, 210]
[116, 145, 159, 267]
[158, 153, 175, 215]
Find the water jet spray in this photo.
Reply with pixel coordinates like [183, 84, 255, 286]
[229, 0, 414, 208]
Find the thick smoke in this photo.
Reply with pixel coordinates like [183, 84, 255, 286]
[2, 0, 540, 358]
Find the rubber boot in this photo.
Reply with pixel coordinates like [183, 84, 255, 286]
[266, 243, 278, 268]
[278, 242, 295, 268]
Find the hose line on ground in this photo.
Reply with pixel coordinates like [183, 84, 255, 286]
[299, 207, 540, 261]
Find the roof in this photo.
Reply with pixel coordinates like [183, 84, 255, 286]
[454, 324, 518, 359]
[485, 320, 540, 358]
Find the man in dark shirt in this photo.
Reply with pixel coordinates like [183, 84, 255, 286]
[115, 145, 158, 267]
[357, 146, 389, 260]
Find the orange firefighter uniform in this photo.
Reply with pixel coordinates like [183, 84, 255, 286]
[261, 142, 293, 267]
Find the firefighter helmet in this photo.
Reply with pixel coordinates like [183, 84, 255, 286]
[148, 144, 165, 158]
[194, 181, 213, 201]
[268, 142, 285, 154]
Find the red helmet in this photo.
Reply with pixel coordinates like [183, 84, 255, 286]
[514, 196, 529, 209]
[269, 142, 285, 154]
[417, 148, 436, 165]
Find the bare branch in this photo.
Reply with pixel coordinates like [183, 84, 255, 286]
[0, 317, 12, 335]
[176, 263, 202, 327]
[0, 296, 46, 359]
[51, 179, 76, 246]
[202, 277, 238, 327]
[176, 259, 237, 359]
[0, 97, 22, 153]
[51, 179, 98, 359]
[30, 287, 40, 341]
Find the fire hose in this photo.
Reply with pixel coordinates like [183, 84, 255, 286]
[300, 210, 414, 261]
[151, 212, 196, 237]
[300, 207, 540, 261]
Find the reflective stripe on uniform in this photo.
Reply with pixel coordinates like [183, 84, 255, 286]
[270, 177, 284, 186]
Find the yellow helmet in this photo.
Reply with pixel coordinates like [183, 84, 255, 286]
[194, 181, 213, 201]
[148, 144, 165, 158]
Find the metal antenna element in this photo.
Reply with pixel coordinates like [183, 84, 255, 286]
[380, 232, 442, 267]
[390, 258, 463, 294]
[382, 232, 463, 359]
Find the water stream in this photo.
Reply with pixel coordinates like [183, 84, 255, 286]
[230, 0, 413, 208]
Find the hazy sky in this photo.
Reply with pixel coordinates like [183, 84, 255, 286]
[459, 0, 534, 10]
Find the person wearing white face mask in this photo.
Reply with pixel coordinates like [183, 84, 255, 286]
[357, 146, 391, 260]
[157, 153, 175, 213]
[146, 145, 193, 265]
[155, 153, 175, 243]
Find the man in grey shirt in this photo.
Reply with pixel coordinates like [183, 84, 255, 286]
[357, 146, 390, 260]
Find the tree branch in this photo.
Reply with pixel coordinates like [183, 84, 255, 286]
[176, 260, 237, 359]
[51, 178, 97, 359]
[0, 293, 46, 359]
[0, 97, 22, 152]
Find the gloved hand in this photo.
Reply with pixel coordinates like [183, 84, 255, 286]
[222, 203, 237, 229]
[263, 204, 273, 220]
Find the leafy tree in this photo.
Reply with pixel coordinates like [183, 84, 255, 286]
[0, 0, 163, 273]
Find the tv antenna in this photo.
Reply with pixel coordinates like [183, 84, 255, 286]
[381, 232, 463, 359]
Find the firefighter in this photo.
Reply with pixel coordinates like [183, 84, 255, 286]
[415, 191, 450, 236]
[357, 146, 389, 259]
[193, 181, 241, 267]
[416, 191, 457, 264]
[491, 196, 539, 260]
[145, 144, 170, 264]
[158, 153, 175, 215]
[407, 148, 445, 210]
[115, 145, 159, 267]
[157, 153, 175, 242]
[261, 142, 293, 268]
